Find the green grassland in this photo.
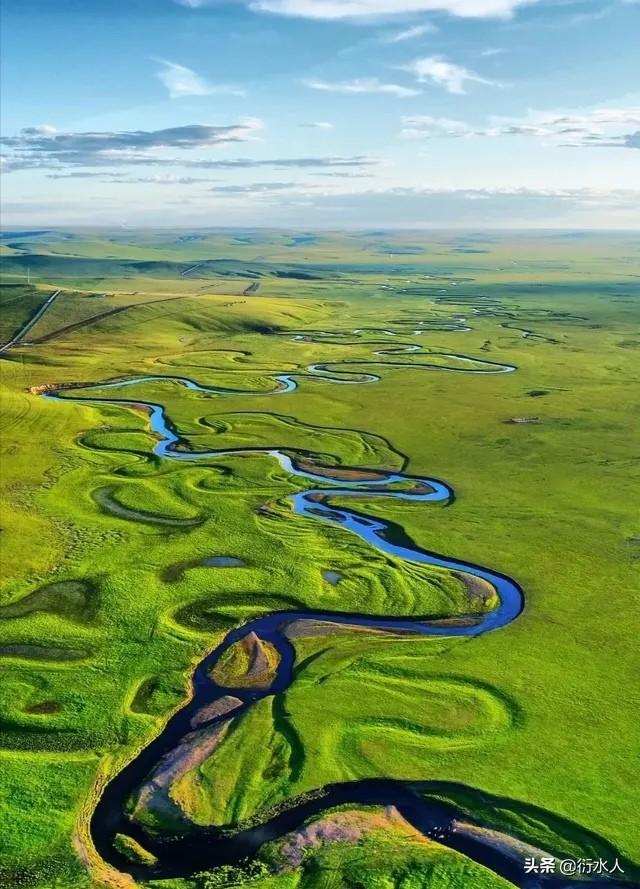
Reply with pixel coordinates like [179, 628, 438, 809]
[0, 230, 638, 889]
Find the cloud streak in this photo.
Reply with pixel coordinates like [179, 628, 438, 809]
[304, 77, 420, 97]
[246, 0, 542, 21]
[1, 122, 264, 171]
[154, 59, 246, 98]
[385, 23, 436, 42]
[209, 180, 312, 194]
[1, 123, 380, 174]
[46, 173, 224, 185]
[401, 56, 498, 93]
[401, 107, 640, 146]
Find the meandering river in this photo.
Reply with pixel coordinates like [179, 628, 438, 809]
[42, 352, 630, 889]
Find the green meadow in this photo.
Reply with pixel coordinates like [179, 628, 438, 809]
[0, 230, 638, 889]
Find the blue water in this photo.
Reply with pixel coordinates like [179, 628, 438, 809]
[42, 358, 534, 885]
[45, 370, 522, 636]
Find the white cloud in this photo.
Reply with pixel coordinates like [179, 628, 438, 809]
[47, 173, 224, 185]
[0, 121, 266, 172]
[0, 121, 383, 174]
[401, 107, 640, 146]
[299, 121, 335, 128]
[304, 77, 420, 97]
[386, 23, 436, 42]
[21, 124, 58, 136]
[7, 181, 639, 228]
[209, 180, 320, 196]
[155, 59, 246, 98]
[380, 185, 640, 201]
[401, 114, 474, 138]
[402, 56, 498, 93]
[247, 0, 540, 20]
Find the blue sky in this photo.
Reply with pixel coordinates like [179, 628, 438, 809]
[1, 0, 639, 228]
